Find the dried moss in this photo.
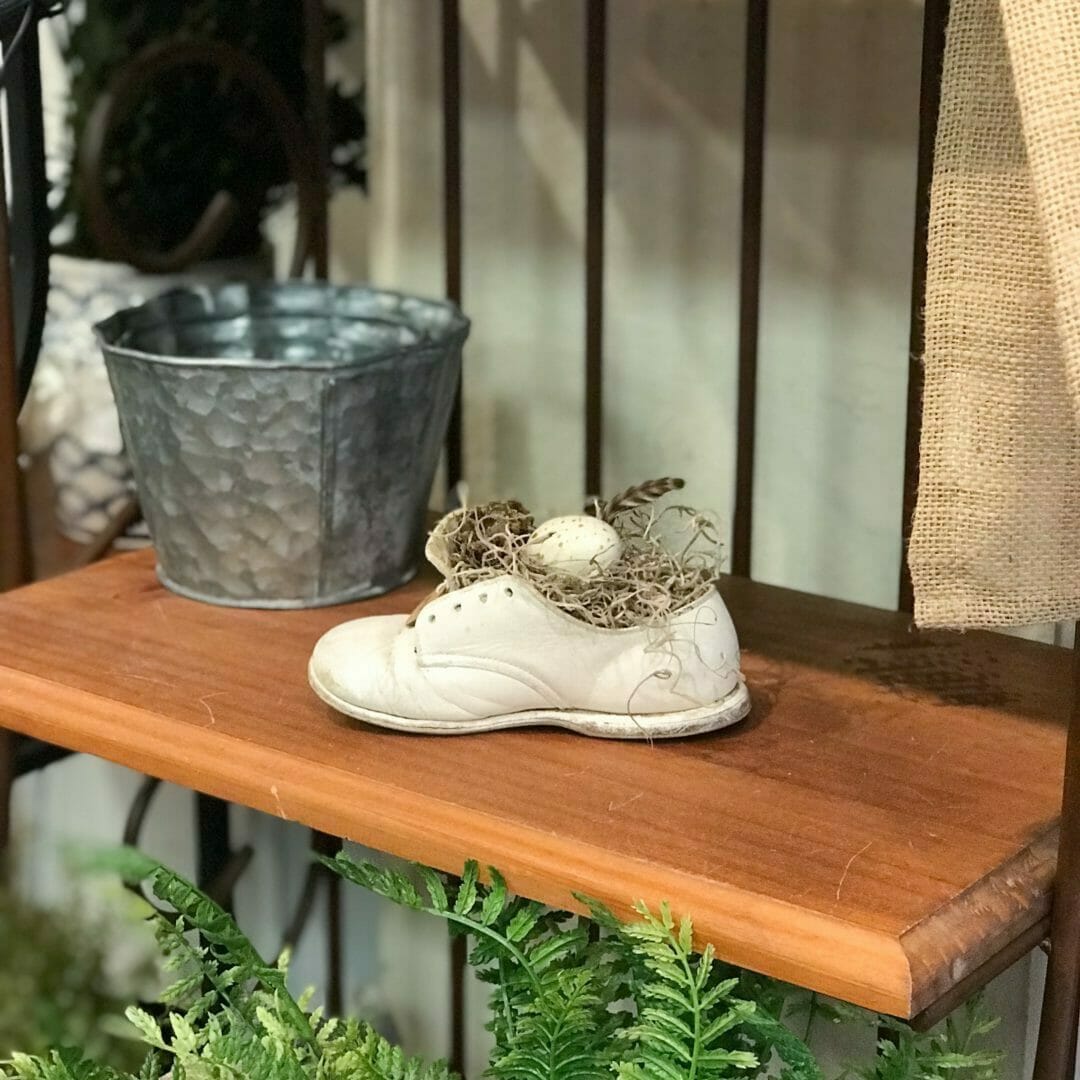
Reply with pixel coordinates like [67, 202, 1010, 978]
[427, 483, 722, 629]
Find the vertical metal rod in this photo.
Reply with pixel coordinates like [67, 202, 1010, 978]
[898, 0, 950, 613]
[584, 0, 607, 500]
[297, 7, 340, 1014]
[443, 0, 464, 493]
[441, 1, 466, 1058]
[196, 794, 234, 907]
[0, 156, 28, 592]
[731, 0, 769, 580]
[449, 933, 468, 1073]
[0, 731, 13, 858]
[326, 870, 343, 1014]
[1033, 635, 1080, 1080]
[302, 0, 330, 277]
[440, 5, 466, 1062]
[312, 831, 344, 1017]
[7, 21, 49, 409]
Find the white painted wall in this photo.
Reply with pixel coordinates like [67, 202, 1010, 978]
[19, 2, 1046, 1076]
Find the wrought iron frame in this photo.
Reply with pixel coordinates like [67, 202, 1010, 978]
[1, 1, 1079, 1077]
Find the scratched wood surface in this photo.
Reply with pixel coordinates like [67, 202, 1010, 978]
[0, 551, 1066, 1017]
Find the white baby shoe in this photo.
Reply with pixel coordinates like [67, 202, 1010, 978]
[308, 572, 749, 739]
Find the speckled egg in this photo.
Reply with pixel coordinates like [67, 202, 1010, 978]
[523, 514, 623, 578]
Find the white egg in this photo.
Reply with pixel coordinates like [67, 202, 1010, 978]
[523, 514, 623, 578]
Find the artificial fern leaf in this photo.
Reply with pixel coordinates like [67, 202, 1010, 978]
[56, 1049, 123, 1080]
[418, 866, 450, 911]
[122, 1009, 165, 1052]
[489, 968, 617, 1080]
[740, 1006, 823, 1080]
[321, 854, 424, 910]
[505, 903, 544, 944]
[614, 903, 759, 1080]
[329, 1021, 456, 1080]
[0, 1049, 128, 1080]
[453, 861, 480, 916]
[326, 853, 619, 1080]
[135, 1052, 163, 1080]
[148, 864, 315, 1043]
[480, 869, 509, 926]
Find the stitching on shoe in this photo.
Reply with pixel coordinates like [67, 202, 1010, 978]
[420, 652, 561, 703]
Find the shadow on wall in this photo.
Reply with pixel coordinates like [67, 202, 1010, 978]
[365, 0, 921, 604]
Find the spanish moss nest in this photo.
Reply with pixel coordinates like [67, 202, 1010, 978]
[426, 480, 723, 629]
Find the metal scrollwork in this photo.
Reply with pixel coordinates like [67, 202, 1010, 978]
[79, 37, 322, 277]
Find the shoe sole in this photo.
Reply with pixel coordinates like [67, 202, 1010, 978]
[308, 662, 751, 739]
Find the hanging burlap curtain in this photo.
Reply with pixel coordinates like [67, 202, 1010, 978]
[910, 0, 1080, 628]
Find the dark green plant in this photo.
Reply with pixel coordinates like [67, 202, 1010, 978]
[1, 848, 453, 1080]
[54, 1, 366, 261]
[0, 850, 1004, 1080]
[0, 884, 143, 1070]
[325, 852, 1004, 1080]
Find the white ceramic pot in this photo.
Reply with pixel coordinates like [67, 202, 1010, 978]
[21, 253, 269, 541]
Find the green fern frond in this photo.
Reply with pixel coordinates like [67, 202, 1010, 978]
[858, 998, 1002, 1080]
[2, 850, 1007, 1080]
[7, 851, 460, 1080]
[0, 1048, 128, 1080]
[148, 864, 313, 1040]
[300, 1011, 456, 1080]
[609, 902, 758, 1080]
[325, 853, 621, 1080]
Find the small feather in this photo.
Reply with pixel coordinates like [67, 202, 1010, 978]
[590, 477, 685, 521]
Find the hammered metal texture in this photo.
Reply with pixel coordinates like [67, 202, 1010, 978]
[96, 284, 468, 608]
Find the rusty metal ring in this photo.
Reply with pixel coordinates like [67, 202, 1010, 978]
[79, 37, 321, 277]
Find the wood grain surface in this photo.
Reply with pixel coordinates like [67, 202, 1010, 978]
[0, 551, 1066, 1017]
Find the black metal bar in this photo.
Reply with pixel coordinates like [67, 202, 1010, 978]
[204, 845, 255, 908]
[312, 831, 344, 1017]
[196, 794, 234, 907]
[442, 0, 464, 493]
[0, 731, 12, 856]
[282, 861, 323, 951]
[302, 0, 329, 278]
[450, 933, 468, 1073]
[1033, 633, 1080, 1080]
[326, 869, 343, 1014]
[584, 0, 607, 500]
[5, 13, 48, 410]
[731, 0, 768, 580]
[282, 833, 344, 1015]
[441, 0, 466, 1059]
[0, 112, 28, 591]
[124, 776, 163, 847]
[13, 738, 73, 776]
[898, 0, 950, 613]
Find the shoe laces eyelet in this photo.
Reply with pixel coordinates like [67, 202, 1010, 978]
[427, 613, 436, 623]
[504, 587, 514, 598]
[453, 603, 462, 612]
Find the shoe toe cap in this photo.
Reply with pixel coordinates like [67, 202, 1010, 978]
[309, 615, 408, 712]
[309, 615, 475, 723]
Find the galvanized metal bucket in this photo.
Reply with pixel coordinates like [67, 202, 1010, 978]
[95, 283, 468, 608]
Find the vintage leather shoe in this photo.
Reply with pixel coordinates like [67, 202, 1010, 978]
[308, 572, 749, 738]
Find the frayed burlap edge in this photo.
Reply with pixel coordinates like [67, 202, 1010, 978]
[910, 0, 1080, 629]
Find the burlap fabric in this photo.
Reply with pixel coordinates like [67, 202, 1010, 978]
[910, 0, 1080, 628]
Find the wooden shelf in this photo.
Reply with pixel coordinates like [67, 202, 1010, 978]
[0, 551, 1066, 1019]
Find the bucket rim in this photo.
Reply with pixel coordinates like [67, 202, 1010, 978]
[94, 281, 470, 372]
